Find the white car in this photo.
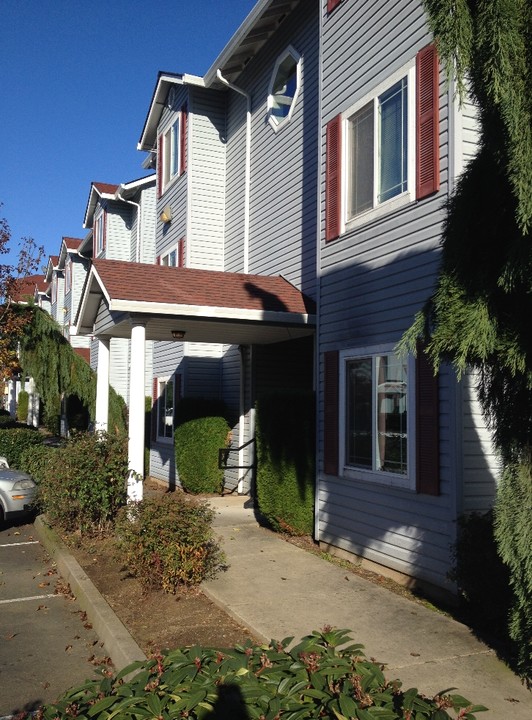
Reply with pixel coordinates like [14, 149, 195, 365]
[0, 456, 37, 525]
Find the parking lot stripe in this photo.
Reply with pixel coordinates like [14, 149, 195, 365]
[0, 541, 40, 548]
[0, 593, 59, 605]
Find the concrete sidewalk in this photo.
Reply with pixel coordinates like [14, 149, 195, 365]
[202, 495, 531, 719]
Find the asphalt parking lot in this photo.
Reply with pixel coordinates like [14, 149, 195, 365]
[0, 521, 106, 716]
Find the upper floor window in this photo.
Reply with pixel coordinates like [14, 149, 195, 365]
[157, 104, 187, 197]
[94, 209, 106, 256]
[344, 63, 415, 228]
[325, 45, 440, 242]
[65, 258, 72, 294]
[158, 238, 185, 268]
[51, 275, 57, 305]
[268, 46, 301, 131]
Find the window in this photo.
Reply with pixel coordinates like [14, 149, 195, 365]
[268, 46, 301, 130]
[344, 351, 410, 477]
[323, 346, 440, 494]
[157, 377, 174, 441]
[65, 258, 72, 294]
[158, 238, 185, 267]
[157, 104, 187, 197]
[344, 64, 415, 226]
[94, 209, 106, 256]
[325, 44, 439, 242]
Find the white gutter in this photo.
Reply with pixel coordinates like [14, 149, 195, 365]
[216, 69, 251, 274]
[116, 187, 142, 263]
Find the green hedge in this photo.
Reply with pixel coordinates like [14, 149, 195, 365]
[38, 628, 486, 720]
[255, 390, 315, 535]
[0, 427, 44, 467]
[16, 390, 29, 422]
[174, 415, 231, 494]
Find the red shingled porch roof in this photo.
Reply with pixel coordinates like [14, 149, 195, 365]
[76, 260, 315, 345]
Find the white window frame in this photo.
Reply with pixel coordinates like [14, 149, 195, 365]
[65, 258, 72, 294]
[160, 246, 178, 267]
[267, 45, 302, 131]
[339, 344, 416, 490]
[161, 115, 181, 191]
[342, 61, 416, 233]
[157, 376, 175, 443]
[94, 209, 105, 256]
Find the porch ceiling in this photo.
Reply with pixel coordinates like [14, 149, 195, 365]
[74, 259, 316, 345]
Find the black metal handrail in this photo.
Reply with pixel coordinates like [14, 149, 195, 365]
[218, 437, 256, 470]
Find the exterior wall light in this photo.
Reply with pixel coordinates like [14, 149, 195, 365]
[171, 330, 185, 339]
[160, 206, 172, 223]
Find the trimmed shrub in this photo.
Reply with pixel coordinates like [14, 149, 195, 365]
[256, 390, 315, 535]
[175, 415, 231, 494]
[0, 415, 17, 428]
[16, 389, 29, 422]
[0, 426, 43, 467]
[38, 628, 487, 720]
[31, 431, 128, 534]
[115, 493, 226, 592]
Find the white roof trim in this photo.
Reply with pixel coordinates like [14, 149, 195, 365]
[110, 298, 314, 325]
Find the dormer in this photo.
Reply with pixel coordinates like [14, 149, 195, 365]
[82, 182, 119, 259]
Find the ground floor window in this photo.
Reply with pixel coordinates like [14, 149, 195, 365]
[157, 377, 174, 440]
[340, 347, 414, 488]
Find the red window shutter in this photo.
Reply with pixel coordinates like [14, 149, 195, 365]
[151, 378, 158, 442]
[327, 0, 342, 13]
[325, 115, 342, 242]
[416, 344, 440, 495]
[156, 134, 163, 198]
[180, 104, 188, 175]
[178, 238, 185, 267]
[324, 350, 339, 475]
[416, 44, 440, 200]
[156, 255, 161, 265]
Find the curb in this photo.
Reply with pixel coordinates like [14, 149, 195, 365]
[33, 515, 147, 671]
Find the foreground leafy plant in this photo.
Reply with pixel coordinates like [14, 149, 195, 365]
[37, 628, 487, 719]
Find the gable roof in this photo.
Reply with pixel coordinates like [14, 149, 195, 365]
[45, 255, 60, 283]
[83, 182, 120, 229]
[10, 275, 45, 304]
[204, 0, 301, 88]
[75, 259, 315, 345]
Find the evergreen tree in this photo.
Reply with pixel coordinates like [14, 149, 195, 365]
[400, 0, 532, 684]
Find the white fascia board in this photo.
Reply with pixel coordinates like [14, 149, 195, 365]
[74, 266, 112, 334]
[137, 73, 184, 152]
[110, 298, 315, 326]
[203, 0, 273, 87]
[117, 174, 156, 195]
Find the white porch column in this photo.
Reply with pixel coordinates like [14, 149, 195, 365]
[95, 338, 110, 432]
[127, 320, 146, 502]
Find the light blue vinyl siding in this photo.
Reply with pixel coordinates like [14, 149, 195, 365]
[317, 0, 459, 589]
[224, 1, 318, 297]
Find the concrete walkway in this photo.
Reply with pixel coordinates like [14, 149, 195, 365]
[202, 495, 531, 719]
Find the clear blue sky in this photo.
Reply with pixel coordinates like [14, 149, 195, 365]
[0, 0, 256, 268]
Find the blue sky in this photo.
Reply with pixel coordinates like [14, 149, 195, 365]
[0, 0, 256, 269]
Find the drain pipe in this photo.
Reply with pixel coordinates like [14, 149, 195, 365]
[216, 69, 251, 273]
[116, 187, 142, 263]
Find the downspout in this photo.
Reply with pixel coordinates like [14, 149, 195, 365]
[216, 69, 251, 273]
[116, 188, 142, 263]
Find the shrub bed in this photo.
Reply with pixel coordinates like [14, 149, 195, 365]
[0, 426, 43, 467]
[26, 431, 127, 534]
[38, 628, 486, 719]
[115, 492, 226, 592]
